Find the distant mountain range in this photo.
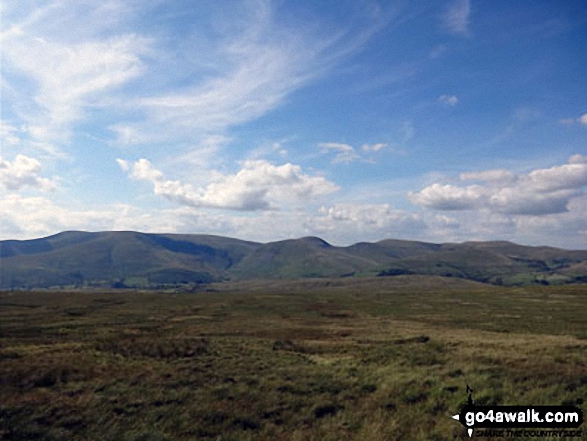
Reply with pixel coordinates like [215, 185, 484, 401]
[1, 231, 587, 289]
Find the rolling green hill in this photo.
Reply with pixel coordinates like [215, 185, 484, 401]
[0, 231, 259, 289]
[1, 231, 587, 288]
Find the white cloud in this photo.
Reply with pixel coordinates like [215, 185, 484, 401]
[0, 195, 422, 245]
[0, 122, 21, 147]
[137, 43, 301, 135]
[523, 161, 587, 193]
[0, 194, 109, 239]
[1, 1, 150, 155]
[318, 142, 361, 163]
[2, 0, 390, 160]
[311, 203, 426, 243]
[442, 0, 471, 36]
[118, 2, 385, 146]
[2, 0, 389, 172]
[319, 143, 355, 152]
[557, 114, 587, 126]
[116, 158, 130, 173]
[488, 188, 575, 215]
[0, 154, 57, 191]
[4, 33, 148, 148]
[410, 154, 587, 215]
[569, 154, 587, 164]
[246, 139, 291, 161]
[109, 124, 140, 147]
[435, 214, 460, 228]
[3, 192, 586, 248]
[409, 183, 482, 210]
[416, 196, 587, 249]
[460, 169, 516, 185]
[119, 158, 339, 211]
[512, 196, 587, 245]
[0, 194, 197, 240]
[361, 143, 387, 152]
[319, 203, 421, 229]
[319, 142, 389, 163]
[437, 94, 458, 106]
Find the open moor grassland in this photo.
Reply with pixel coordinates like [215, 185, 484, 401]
[1, 277, 586, 440]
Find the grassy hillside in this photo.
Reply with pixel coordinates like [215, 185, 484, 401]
[1, 231, 587, 288]
[0, 232, 259, 289]
[229, 237, 376, 279]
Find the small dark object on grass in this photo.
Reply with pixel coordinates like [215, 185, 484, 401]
[394, 335, 430, 344]
[361, 384, 377, 393]
[403, 392, 427, 405]
[232, 417, 260, 430]
[272, 340, 296, 351]
[314, 404, 342, 419]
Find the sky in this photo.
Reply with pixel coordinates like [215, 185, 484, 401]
[1, 0, 587, 248]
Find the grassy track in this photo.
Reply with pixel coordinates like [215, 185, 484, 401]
[1, 276, 585, 440]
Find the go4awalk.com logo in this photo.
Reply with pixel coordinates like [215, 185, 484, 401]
[451, 386, 583, 438]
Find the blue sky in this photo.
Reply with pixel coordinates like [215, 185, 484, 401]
[1, 0, 587, 248]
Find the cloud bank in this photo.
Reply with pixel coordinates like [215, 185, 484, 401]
[410, 154, 587, 215]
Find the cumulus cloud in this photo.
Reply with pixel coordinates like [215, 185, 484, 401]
[580, 114, 587, 125]
[511, 196, 587, 246]
[0, 154, 57, 191]
[409, 183, 482, 210]
[441, 0, 471, 36]
[410, 154, 587, 215]
[118, 158, 339, 211]
[437, 94, 458, 106]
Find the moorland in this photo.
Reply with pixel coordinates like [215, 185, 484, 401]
[1, 276, 586, 440]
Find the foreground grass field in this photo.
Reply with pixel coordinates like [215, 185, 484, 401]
[1, 276, 585, 440]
